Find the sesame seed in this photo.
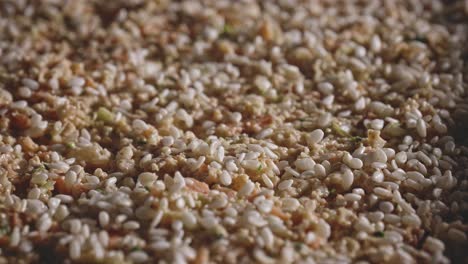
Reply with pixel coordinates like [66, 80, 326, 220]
[278, 179, 294, 191]
[416, 119, 427, 137]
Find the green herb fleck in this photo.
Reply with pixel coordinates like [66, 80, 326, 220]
[294, 242, 303, 251]
[374, 231, 385, 237]
[222, 24, 234, 35]
[65, 142, 76, 149]
[257, 164, 263, 172]
[350, 136, 363, 143]
[43, 181, 55, 191]
[130, 246, 141, 252]
[331, 122, 351, 137]
[135, 138, 147, 145]
[32, 164, 46, 173]
[96, 107, 114, 123]
[0, 224, 10, 236]
[212, 225, 227, 239]
[411, 36, 427, 43]
[213, 233, 224, 240]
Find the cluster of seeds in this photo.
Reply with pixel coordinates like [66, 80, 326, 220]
[1, 0, 468, 263]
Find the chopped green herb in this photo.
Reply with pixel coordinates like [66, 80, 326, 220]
[130, 246, 141, 252]
[65, 142, 76, 149]
[43, 181, 55, 191]
[212, 225, 227, 239]
[331, 122, 351, 137]
[97, 107, 114, 123]
[374, 231, 385, 237]
[213, 233, 224, 240]
[135, 138, 147, 145]
[222, 24, 234, 35]
[257, 164, 263, 172]
[0, 224, 10, 236]
[411, 36, 427, 43]
[32, 164, 46, 173]
[294, 242, 303, 251]
[350, 136, 363, 142]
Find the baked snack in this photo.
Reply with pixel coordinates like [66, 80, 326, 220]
[0, 1, 467, 263]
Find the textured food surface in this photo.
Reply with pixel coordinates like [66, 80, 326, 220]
[0, 0, 468, 263]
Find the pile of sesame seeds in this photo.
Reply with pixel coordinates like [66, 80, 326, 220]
[1, 0, 468, 263]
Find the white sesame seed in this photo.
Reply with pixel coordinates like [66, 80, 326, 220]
[373, 187, 392, 198]
[123, 221, 140, 230]
[401, 214, 421, 227]
[370, 35, 382, 52]
[316, 219, 331, 239]
[416, 119, 427, 137]
[241, 160, 261, 171]
[294, 157, 315, 171]
[162, 136, 174, 146]
[318, 82, 334, 95]
[261, 227, 274, 248]
[99, 212, 110, 227]
[379, 201, 394, 213]
[348, 157, 363, 169]
[238, 180, 255, 197]
[129, 251, 149, 263]
[447, 228, 467, 242]
[423, 237, 445, 253]
[313, 164, 327, 178]
[261, 174, 274, 189]
[37, 214, 53, 232]
[170, 171, 186, 193]
[254, 75, 272, 91]
[395, 151, 407, 164]
[22, 78, 39, 90]
[256, 199, 274, 214]
[341, 169, 354, 190]
[10, 227, 21, 247]
[69, 240, 81, 259]
[278, 179, 293, 191]
[219, 170, 232, 186]
[68, 77, 86, 87]
[284, 167, 300, 177]
[31, 172, 48, 185]
[138, 172, 157, 187]
[344, 193, 361, 202]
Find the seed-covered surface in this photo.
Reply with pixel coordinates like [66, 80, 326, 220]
[1, 0, 468, 263]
